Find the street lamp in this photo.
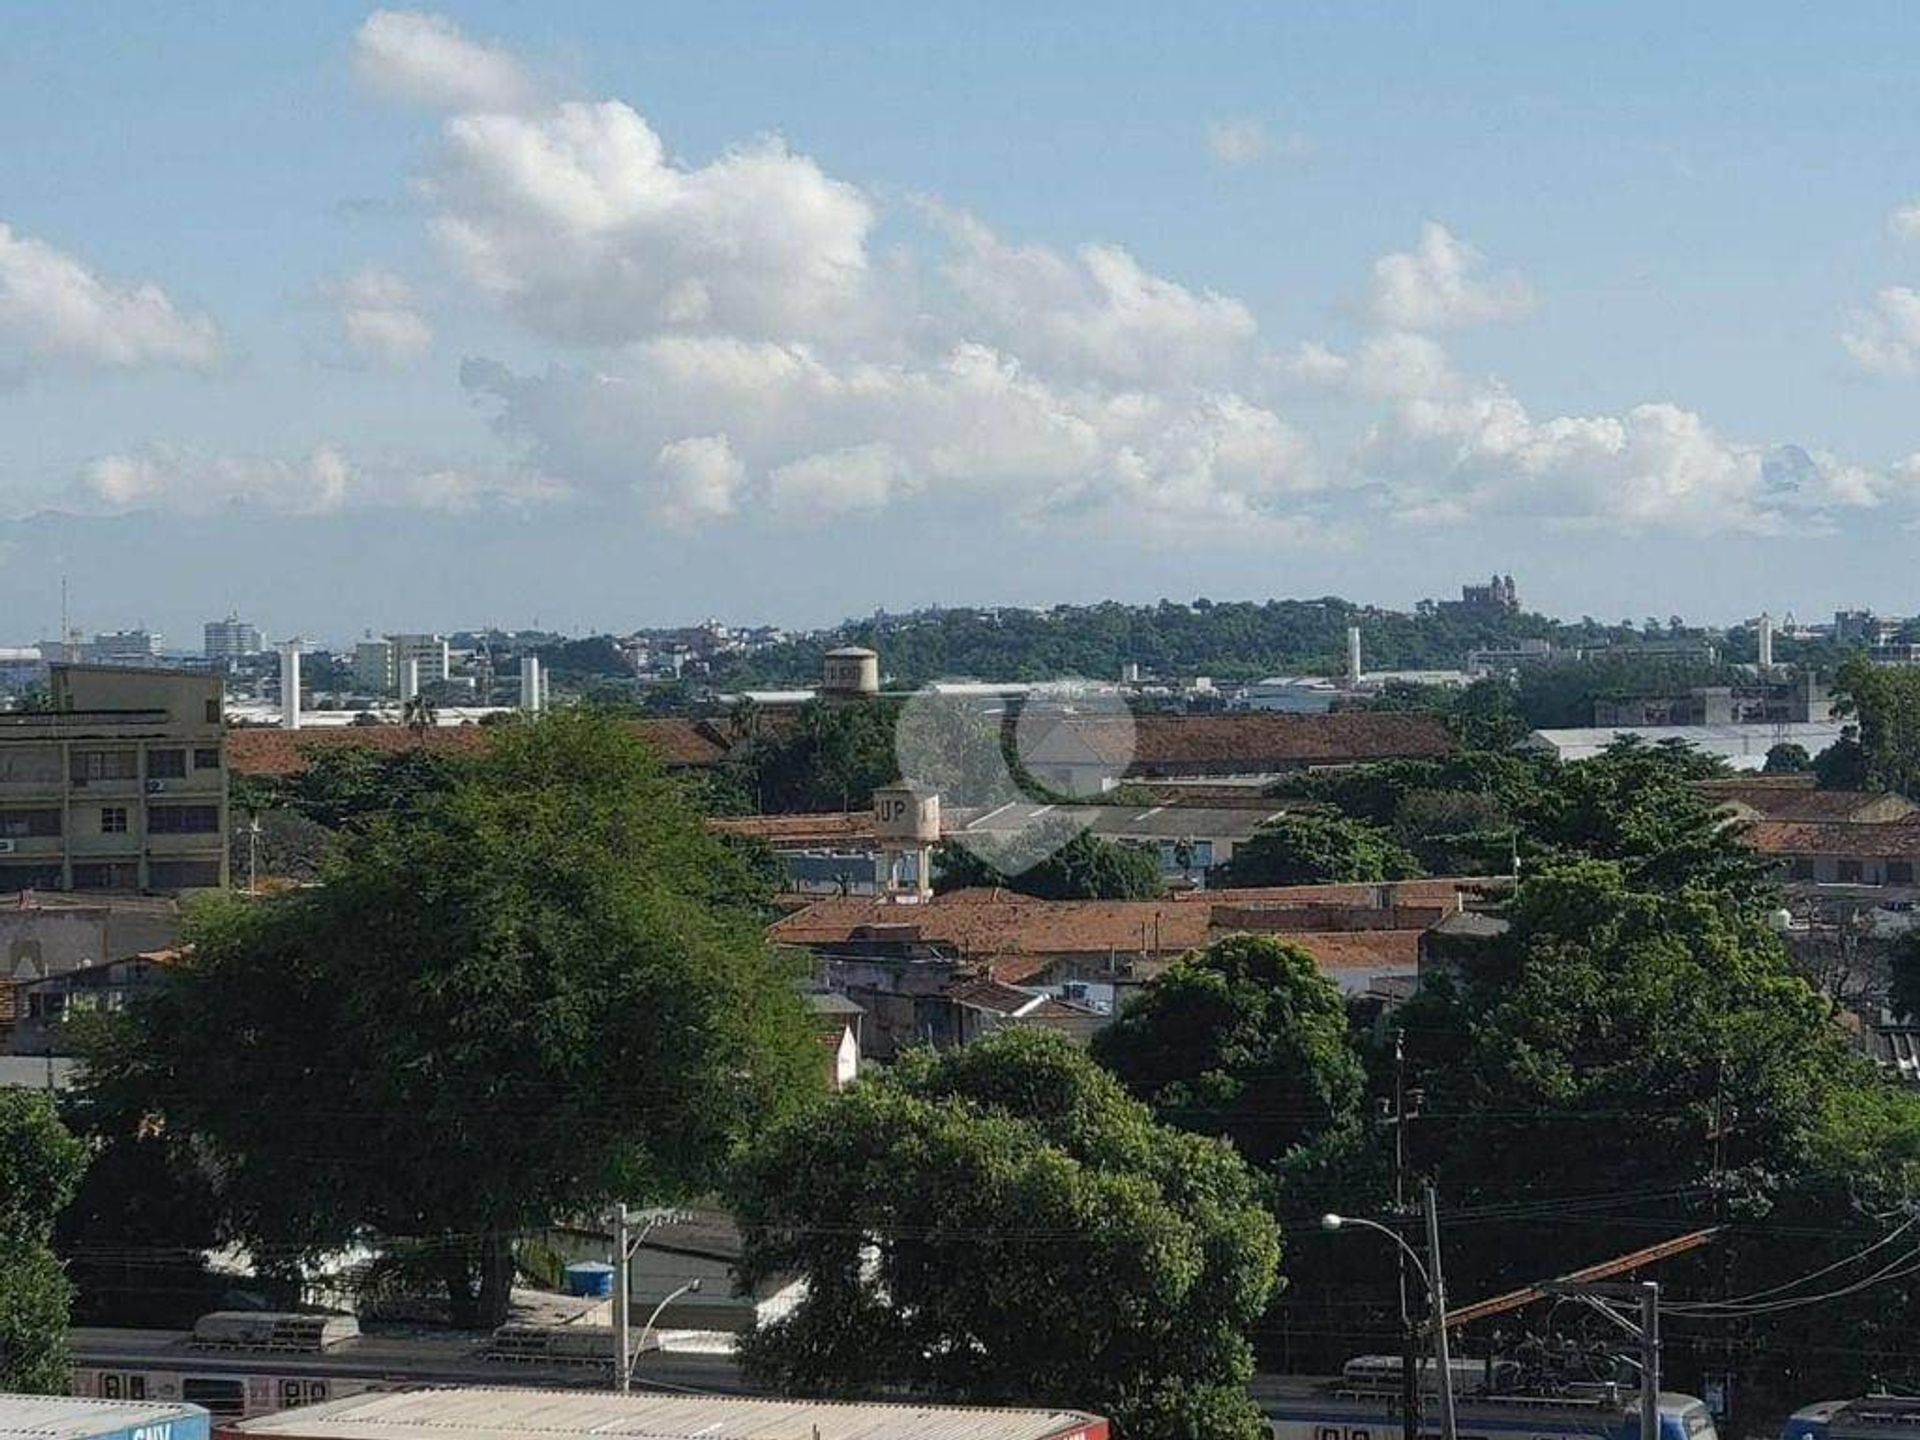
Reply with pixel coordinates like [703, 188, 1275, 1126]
[633, 1279, 703, 1377]
[1322, 1184, 1458, 1440]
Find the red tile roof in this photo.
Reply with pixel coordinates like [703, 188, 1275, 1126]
[228, 719, 730, 778]
[1024, 712, 1451, 775]
[1745, 820, 1920, 859]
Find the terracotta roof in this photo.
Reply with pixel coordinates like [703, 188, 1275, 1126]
[228, 718, 729, 778]
[1702, 781, 1916, 824]
[711, 812, 878, 845]
[770, 881, 1468, 980]
[1180, 876, 1508, 907]
[1746, 820, 1920, 859]
[1022, 712, 1451, 775]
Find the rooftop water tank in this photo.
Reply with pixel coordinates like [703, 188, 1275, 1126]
[565, 1261, 616, 1298]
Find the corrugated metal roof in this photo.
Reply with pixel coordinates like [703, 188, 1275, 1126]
[0, 1396, 207, 1440]
[222, 1389, 1099, 1440]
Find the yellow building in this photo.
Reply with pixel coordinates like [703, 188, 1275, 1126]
[0, 664, 228, 894]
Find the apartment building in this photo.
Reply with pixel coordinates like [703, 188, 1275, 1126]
[0, 664, 228, 894]
[352, 633, 452, 695]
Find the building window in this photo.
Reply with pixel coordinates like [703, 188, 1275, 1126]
[73, 862, 138, 891]
[0, 809, 60, 838]
[148, 804, 219, 835]
[1890, 862, 1916, 885]
[100, 807, 128, 835]
[1788, 858, 1815, 881]
[147, 749, 187, 779]
[147, 859, 221, 890]
[1837, 859, 1864, 884]
[71, 750, 138, 782]
[193, 747, 221, 770]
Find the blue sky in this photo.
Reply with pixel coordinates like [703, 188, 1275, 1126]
[5, 3, 1920, 645]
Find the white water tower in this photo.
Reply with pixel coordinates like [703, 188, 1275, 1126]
[873, 783, 939, 903]
[278, 641, 303, 731]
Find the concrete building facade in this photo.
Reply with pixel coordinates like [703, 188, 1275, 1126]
[0, 664, 228, 895]
[204, 616, 262, 662]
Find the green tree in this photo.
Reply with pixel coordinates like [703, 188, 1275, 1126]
[0, 1091, 88, 1392]
[1814, 730, 1870, 790]
[731, 1030, 1279, 1440]
[1221, 813, 1422, 887]
[1762, 741, 1813, 774]
[1832, 656, 1920, 796]
[934, 823, 1165, 900]
[85, 711, 821, 1327]
[1093, 936, 1365, 1170]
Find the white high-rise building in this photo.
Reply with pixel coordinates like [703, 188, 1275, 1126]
[204, 615, 262, 662]
[353, 634, 452, 696]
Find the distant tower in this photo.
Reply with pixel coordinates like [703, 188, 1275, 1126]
[278, 642, 303, 731]
[873, 784, 940, 903]
[1758, 612, 1776, 670]
[1346, 625, 1363, 685]
[402, 657, 421, 707]
[822, 646, 881, 704]
[519, 655, 544, 715]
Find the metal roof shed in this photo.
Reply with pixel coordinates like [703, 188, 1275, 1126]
[0, 1395, 209, 1440]
[215, 1391, 1106, 1440]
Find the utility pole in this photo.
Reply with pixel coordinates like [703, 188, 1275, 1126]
[1640, 1282, 1662, 1440]
[1539, 1279, 1662, 1440]
[611, 1207, 631, 1394]
[1390, 1031, 1419, 1440]
[1423, 1183, 1458, 1440]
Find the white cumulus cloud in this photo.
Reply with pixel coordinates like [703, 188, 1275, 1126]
[1842, 285, 1920, 377]
[333, 267, 433, 364]
[78, 444, 561, 516]
[352, 10, 532, 112]
[428, 99, 875, 343]
[654, 435, 745, 527]
[1369, 222, 1534, 332]
[0, 222, 220, 380]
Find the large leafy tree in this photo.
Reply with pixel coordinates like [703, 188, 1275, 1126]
[1093, 936, 1365, 1170]
[86, 711, 821, 1327]
[1221, 813, 1423, 887]
[0, 1091, 88, 1392]
[1832, 656, 1920, 797]
[934, 823, 1165, 900]
[731, 1030, 1280, 1440]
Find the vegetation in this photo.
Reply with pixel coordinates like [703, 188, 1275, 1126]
[731, 1030, 1279, 1440]
[1832, 656, 1920, 796]
[0, 1091, 88, 1392]
[1219, 813, 1423, 887]
[933, 823, 1165, 900]
[1763, 741, 1813, 774]
[1093, 936, 1365, 1170]
[85, 712, 822, 1327]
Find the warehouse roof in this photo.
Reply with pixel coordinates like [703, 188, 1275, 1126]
[217, 1389, 1103, 1440]
[0, 1395, 208, 1440]
[1522, 722, 1846, 769]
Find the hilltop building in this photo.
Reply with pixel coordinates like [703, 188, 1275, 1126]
[352, 634, 452, 696]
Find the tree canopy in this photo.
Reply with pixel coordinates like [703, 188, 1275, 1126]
[934, 823, 1165, 900]
[1832, 656, 1920, 796]
[1093, 936, 1365, 1170]
[1220, 813, 1423, 887]
[0, 1091, 87, 1392]
[85, 710, 822, 1326]
[731, 1029, 1280, 1440]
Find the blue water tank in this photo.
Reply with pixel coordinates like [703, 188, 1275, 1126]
[565, 1261, 616, 1298]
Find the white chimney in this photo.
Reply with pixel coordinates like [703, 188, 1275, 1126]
[279, 643, 302, 731]
[520, 655, 543, 714]
[1346, 624, 1363, 685]
[402, 657, 420, 706]
[1758, 612, 1775, 670]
